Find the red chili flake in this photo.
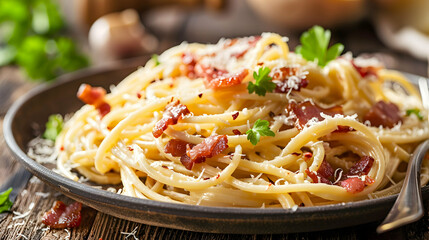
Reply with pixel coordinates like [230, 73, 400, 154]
[363, 101, 402, 128]
[198, 93, 203, 98]
[232, 112, 239, 120]
[216, 173, 220, 179]
[164, 139, 191, 157]
[97, 102, 111, 118]
[60, 146, 64, 151]
[127, 146, 134, 151]
[289, 101, 343, 130]
[347, 156, 374, 177]
[303, 152, 313, 159]
[137, 92, 142, 99]
[291, 152, 301, 156]
[42, 201, 82, 228]
[232, 129, 241, 135]
[340, 177, 366, 193]
[257, 62, 264, 66]
[162, 166, 169, 169]
[364, 176, 375, 185]
[169, 83, 174, 88]
[153, 101, 190, 138]
[187, 135, 228, 162]
[203, 177, 210, 180]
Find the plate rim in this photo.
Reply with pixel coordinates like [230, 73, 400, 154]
[3, 64, 429, 230]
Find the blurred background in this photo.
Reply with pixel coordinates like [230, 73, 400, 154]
[0, 0, 429, 82]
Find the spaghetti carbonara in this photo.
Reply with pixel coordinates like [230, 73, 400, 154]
[49, 32, 429, 208]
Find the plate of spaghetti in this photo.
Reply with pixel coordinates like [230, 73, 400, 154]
[4, 26, 429, 234]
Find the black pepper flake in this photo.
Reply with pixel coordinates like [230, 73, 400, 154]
[198, 93, 203, 98]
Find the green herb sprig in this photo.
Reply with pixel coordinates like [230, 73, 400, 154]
[406, 109, 424, 121]
[151, 54, 160, 66]
[247, 67, 276, 96]
[246, 119, 275, 145]
[296, 26, 344, 67]
[0, 188, 13, 213]
[43, 114, 63, 141]
[0, 0, 89, 81]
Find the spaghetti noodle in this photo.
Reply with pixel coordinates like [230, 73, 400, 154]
[51, 32, 429, 208]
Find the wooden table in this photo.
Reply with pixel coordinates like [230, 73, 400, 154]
[1, 21, 429, 240]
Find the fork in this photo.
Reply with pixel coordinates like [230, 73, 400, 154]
[377, 77, 429, 233]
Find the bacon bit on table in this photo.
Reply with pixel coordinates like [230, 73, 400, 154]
[152, 101, 190, 138]
[270, 66, 308, 93]
[363, 101, 402, 128]
[164, 139, 191, 157]
[77, 84, 111, 117]
[289, 101, 343, 130]
[340, 177, 366, 193]
[42, 201, 82, 228]
[232, 112, 239, 120]
[181, 135, 228, 170]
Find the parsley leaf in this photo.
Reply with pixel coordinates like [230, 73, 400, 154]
[0, 187, 13, 213]
[247, 67, 276, 96]
[406, 109, 424, 120]
[296, 26, 344, 67]
[0, 0, 89, 81]
[151, 54, 160, 66]
[43, 114, 63, 141]
[246, 119, 275, 145]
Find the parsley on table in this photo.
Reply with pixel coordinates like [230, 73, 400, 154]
[43, 114, 63, 141]
[247, 67, 276, 96]
[0, 0, 89, 81]
[151, 54, 160, 66]
[246, 119, 275, 145]
[0, 188, 13, 213]
[295, 26, 344, 67]
[406, 109, 424, 120]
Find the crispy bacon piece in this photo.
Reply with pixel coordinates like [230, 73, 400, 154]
[180, 52, 197, 78]
[351, 60, 382, 78]
[289, 101, 343, 130]
[77, 84, 111, 117]
[340, 178, 366, 193]
[271, 67, 308, 93]
[317, 159, 334, 179]
[196, 64, 248, 89]
[42, 201, 82, 228]
[363, 101, 402, 128]
[229, 36, 262, 59]
[305, 169, 331, 184]
[347, 156, 374, 176]
[164, 139, 190, 157]
[153, 101, 190, 138]
[334, 125, 355, 133]
[187, 135, 228, 163]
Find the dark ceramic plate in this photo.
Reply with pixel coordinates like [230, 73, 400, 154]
[4, 58, 429, 234]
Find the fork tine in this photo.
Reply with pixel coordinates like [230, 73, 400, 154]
[418, 77, 429, 110]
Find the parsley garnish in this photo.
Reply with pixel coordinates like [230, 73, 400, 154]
[246, 119, 275, 145]
[0, 188, 13, 213]
[0, 0, 89, 81]
[151, 54, 160, 66]
[247, 67, 276, 96]
[406, 109, 424, 120]
[43, 114, 63, 141]
[295, 26, 344, 67]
